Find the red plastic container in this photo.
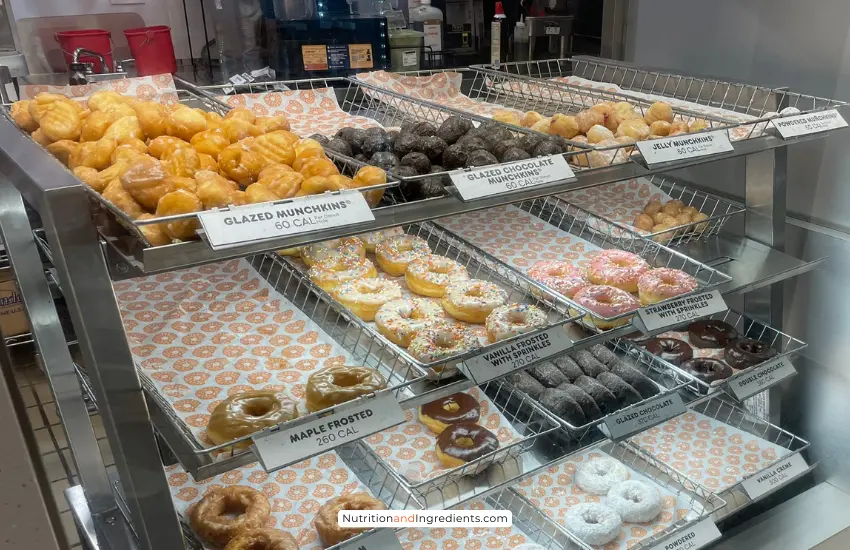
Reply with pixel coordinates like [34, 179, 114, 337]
[55, 29, 113, 73]
[124, 25, 177, 76]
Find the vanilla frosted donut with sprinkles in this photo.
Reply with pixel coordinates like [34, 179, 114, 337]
[374, 298, 443, 347]
[301, 237, 366, 267]
[442, 279, 509, 324]
[332, 278, 402, 321]
[485, 304, 548, 342]
[358, 226, 405, 253]
[406, 254, 470, 297]
[375, 234, 431, 276]
[408, 323, 481, 365]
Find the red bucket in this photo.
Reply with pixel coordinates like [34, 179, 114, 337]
[124, 25, 177, 76]
[55, 29, 113, 73]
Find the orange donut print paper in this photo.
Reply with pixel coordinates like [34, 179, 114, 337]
[398, 500, 530, 550]
[20, 74, 178, 102]
[628, 411, 787, 493]
[513, 449, 701, 550]
[114, 259, 351, 448]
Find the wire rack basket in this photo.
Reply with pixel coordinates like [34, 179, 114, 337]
[274, 220, 583, 378]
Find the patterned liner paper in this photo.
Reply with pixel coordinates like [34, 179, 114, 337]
[20, 74, 178, 102]
[167, 452, 369, 549]
[514, 448, 702, 550]
[114, 259, 365, 449]
[363, 386, 522, 483]
[398, 499, 533, 550]
[628, 411, 788, 493]
[219, 88, 383, 137]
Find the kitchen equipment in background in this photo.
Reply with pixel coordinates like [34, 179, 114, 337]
[124, 25, 177, 76]
[410, 0, 443, 56]
[55, 29, 113, 72]
[525, 14, 572, 59]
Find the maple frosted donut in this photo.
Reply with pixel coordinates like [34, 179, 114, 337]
[206, 390, 298, 448]
[300, 237, 365, 267]
[573, 285, 640, 329]
[358, 226, 405, 253]
[375, 234, 431, 276]
[189, 486, 270, 546]
[587, 250, 650, 293]
[574, 457, 630, 495]
[562, 503, 622, 546]
[314, 493, 386, 548]
[224, 529, 299, 550]
[526, 260, 589, 299]
[485, 303, 548, 342]
[607, 480, 662, 522]
[374, 298, 443, 347]
[442, 279, 508, 324]
[332, 278, 402, 321]
[308, 256, 377, 292]
[637, 267, 699, 305]
[305, 365, 387, 412]
[406, 254, 470, 297]
[408, 323, 481, 365]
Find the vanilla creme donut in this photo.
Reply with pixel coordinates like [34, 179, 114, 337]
[442, 279, 508, 324]
[637, 267, 699, 305]
[308, 256, 377, 292]
[375, 234, 431, 276]
[375, 298, 443, 347]
[405, 254, 470, 297]
[485, 303, 548, 342]
[332, 278, 403, 321]
[607, 480, 662, 522]
[301, 237, 365, 267]
[587, 249, 650, 293]
[574, 457, 630, 495]
[358, 226, 405, 252]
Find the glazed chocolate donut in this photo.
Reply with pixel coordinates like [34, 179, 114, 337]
[589, 344, 622, 369]
[724, 338, 778, 370]
[643, 337, 693, 366]
[419, 392, 480, 434]
[527, 363, 570, 388]
[552, 355, 584, 382]
[609, 364, 660, 398]
[538, 388, 587, 426]
[574, 375, 618, 415]
[557, 383, 604, 421]
[508, 371, 546, 399]
[597, 373, 643, 407]
[571, 350, 609, 378]
[436, 422, 500, 468]
[681, 357, 733, 387]
[688, 320, 739, 349]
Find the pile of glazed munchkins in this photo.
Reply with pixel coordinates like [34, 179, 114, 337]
[10, 91, 386, 246]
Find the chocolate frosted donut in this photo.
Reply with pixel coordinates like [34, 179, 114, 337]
[552, 355, 584, 382]
[574, 375, 618, 415]
[597, 373, 643, 407]
[688, 320, 739, 349]
[538, 388, 586, 426]
[508, 371, 546, 399]
[528, 363, 570, 388]
[419, 392, 480, 434]
[643, 337, 693, 366]
[681, 357, 733, 387]
[610, 364, 660, 398]
[589, 344, 622, 369]
[571, 350, 609, 378]
[724, 338, 778, 370]
[557, 383, 604, 421]
[436, 422, 499, 467]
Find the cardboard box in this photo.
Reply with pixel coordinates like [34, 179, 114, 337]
[0, 271, 30, 337]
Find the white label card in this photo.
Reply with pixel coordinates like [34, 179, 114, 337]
[450, 155, 575, 201]
[649, 519, 722, 550]
[339, 528, 403, 550]
[198, 193, 375, 251]
[545, 24, 560, 35]
[636, 290, 727, 336]
[252, 392, 404, 472]
[742, 453, 809, 500]
[604, 393, 686, 440]
[727, 356, 796, 401]
[460, 326, 573, 384]
[636, 130, 733, 166]
[772, 109, 847, 138]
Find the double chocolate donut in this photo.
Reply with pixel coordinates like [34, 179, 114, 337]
[643, 337, 693, 366]
[688, 320, 738, 348]
[724, 338, 777, 370]
[681, 358, 733, 388]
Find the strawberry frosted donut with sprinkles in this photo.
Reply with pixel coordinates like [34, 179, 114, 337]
[587, 249, 650, 293]
[573, 284, 640, 329]
[526, 260, 589, 298]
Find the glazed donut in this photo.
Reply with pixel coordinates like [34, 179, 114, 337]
[305, 365, 387, 413]
[688, 319, 739, 348]
[574, 457, 630, 495]
[485, 303, 548, 342]
[724, 338, 777, 369]
[332, 278, 402, 321]
[405, 254, 470, 297]
[314, 493, 386, 548]
[587, 250, 650, 293]
[607, 480, 663, 522]
[223, 529, 299, 550]
[526, 260, 589, 299]
[418, 392, 481, 434]
[442, 279, 508, 324]
[374, 298, 443, 347]
[206, 390, 298, 447]
[573, 285, 640, 330]
[189, 486, 271, 546]
[277, 247, 302, 257]
[643, 337, 693, 366]
[358, 226, 405, 253]
[301, 237, 365, 267]
[435, 421, 500, 470]
[562, 503, 622, 546]
[681, 357, 733, 387]
[375, 234, 431, 276]
[308, 257, 377, 292]
[637, 267, 699, 305]
[408, 323, 481, 365]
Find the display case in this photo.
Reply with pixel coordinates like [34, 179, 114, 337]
[0, 55, 845, 550]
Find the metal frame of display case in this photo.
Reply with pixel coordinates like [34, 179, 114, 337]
[0, 58, 844, 550]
